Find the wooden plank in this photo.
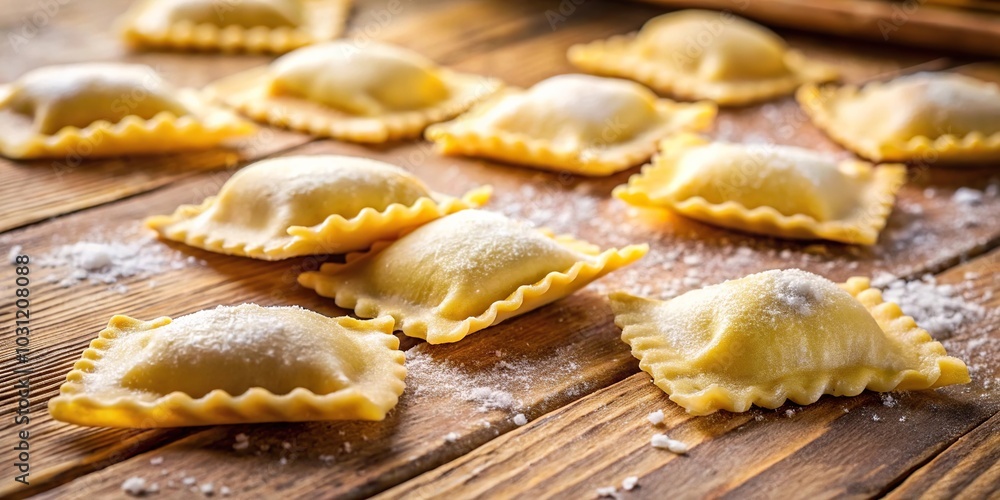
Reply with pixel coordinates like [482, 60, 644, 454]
[633, 0, 1000, 57]
[377, 248, 1000, 499]
[886, 413, 1000, 499]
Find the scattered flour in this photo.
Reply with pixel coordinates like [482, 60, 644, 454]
[404, 345, 584, 416]
[37, 231, 202, 291]
[443, 432, 460, 443]
[513, 413, 528, 426]
[874, 272, 986, 337]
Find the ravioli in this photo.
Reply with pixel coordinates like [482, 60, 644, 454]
[145, 155, 490, 260]
[609, 269, 970, 416]
[0, 63, 254, 159]
[798, 72, 1000, 163]
[568, 10, 838, 106]
[48, 304, 406, 427]
[614, 134, 906, 245]
[299, 209, 647, 344]
[206, 41, 503, 142]
[425, 74, 715, 176]
[118, 0, 350, 53]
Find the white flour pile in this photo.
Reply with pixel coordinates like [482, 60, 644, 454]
[38, 231, 202, 292]
[873, 272, 987, 338]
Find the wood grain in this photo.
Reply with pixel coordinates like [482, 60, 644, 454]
[886, 412, 1000, 499]
[0, 0, 998, 498]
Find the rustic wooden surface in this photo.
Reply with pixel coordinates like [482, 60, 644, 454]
[0, 0, 997, 498]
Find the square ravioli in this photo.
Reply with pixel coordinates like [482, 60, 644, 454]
[206, 41, 503, 143]
[614, 134, 906, 245]
[117, 0, 351, 53]
[568, 10, 838, 106]
[0, 63, 254, 159]
[798, 72, 1000, 163]
[298, 209, 648, 344]
[48, 304, 406, 427]
[609, 269, 970, 416]
[145, 155, 491, 260]
[425, 74, 716, 176]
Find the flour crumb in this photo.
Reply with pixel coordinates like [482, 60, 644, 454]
[220, 486, 232, 496]
[952, 187, 984, 206]
[622, 476, 639, 491]
[121, 477, 148, 496]
[149, 456, 164, 466]
[899, 416, 908, 422]
[596, 486, 622, 499]
[444, 432, 460, 443]
[647, 410, 665, 425]
[881, 394, 898, 407]
[232, 433, 249, 451]
[784, 409, 796, 418]
[182, 476, 197, 486]
[754, 414, 765, 422]
[651, 434, 688, 454]
[513, 413, 528, 426]
[872, 414, 882, 422]
[200, 483, 215, 496]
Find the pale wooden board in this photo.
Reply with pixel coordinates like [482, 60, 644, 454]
[0, 0, 998, 498]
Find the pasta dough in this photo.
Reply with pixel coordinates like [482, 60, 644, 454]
[568, 10, 837, 105]
[609, 269, 970, 415]
[614, 134, 906, 245]
[48, 304, 406, 427]
[299, 209, 648, 344]
[206, 41, 503, 142]
[426, 74, 715, 175]
[798, 72, 1000, 163]
[0, 63, 254, 159]
[117, 0, 351, 53]
[145, 155, 490, 260]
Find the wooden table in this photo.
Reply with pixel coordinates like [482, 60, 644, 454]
[1, 0, 998, 498]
